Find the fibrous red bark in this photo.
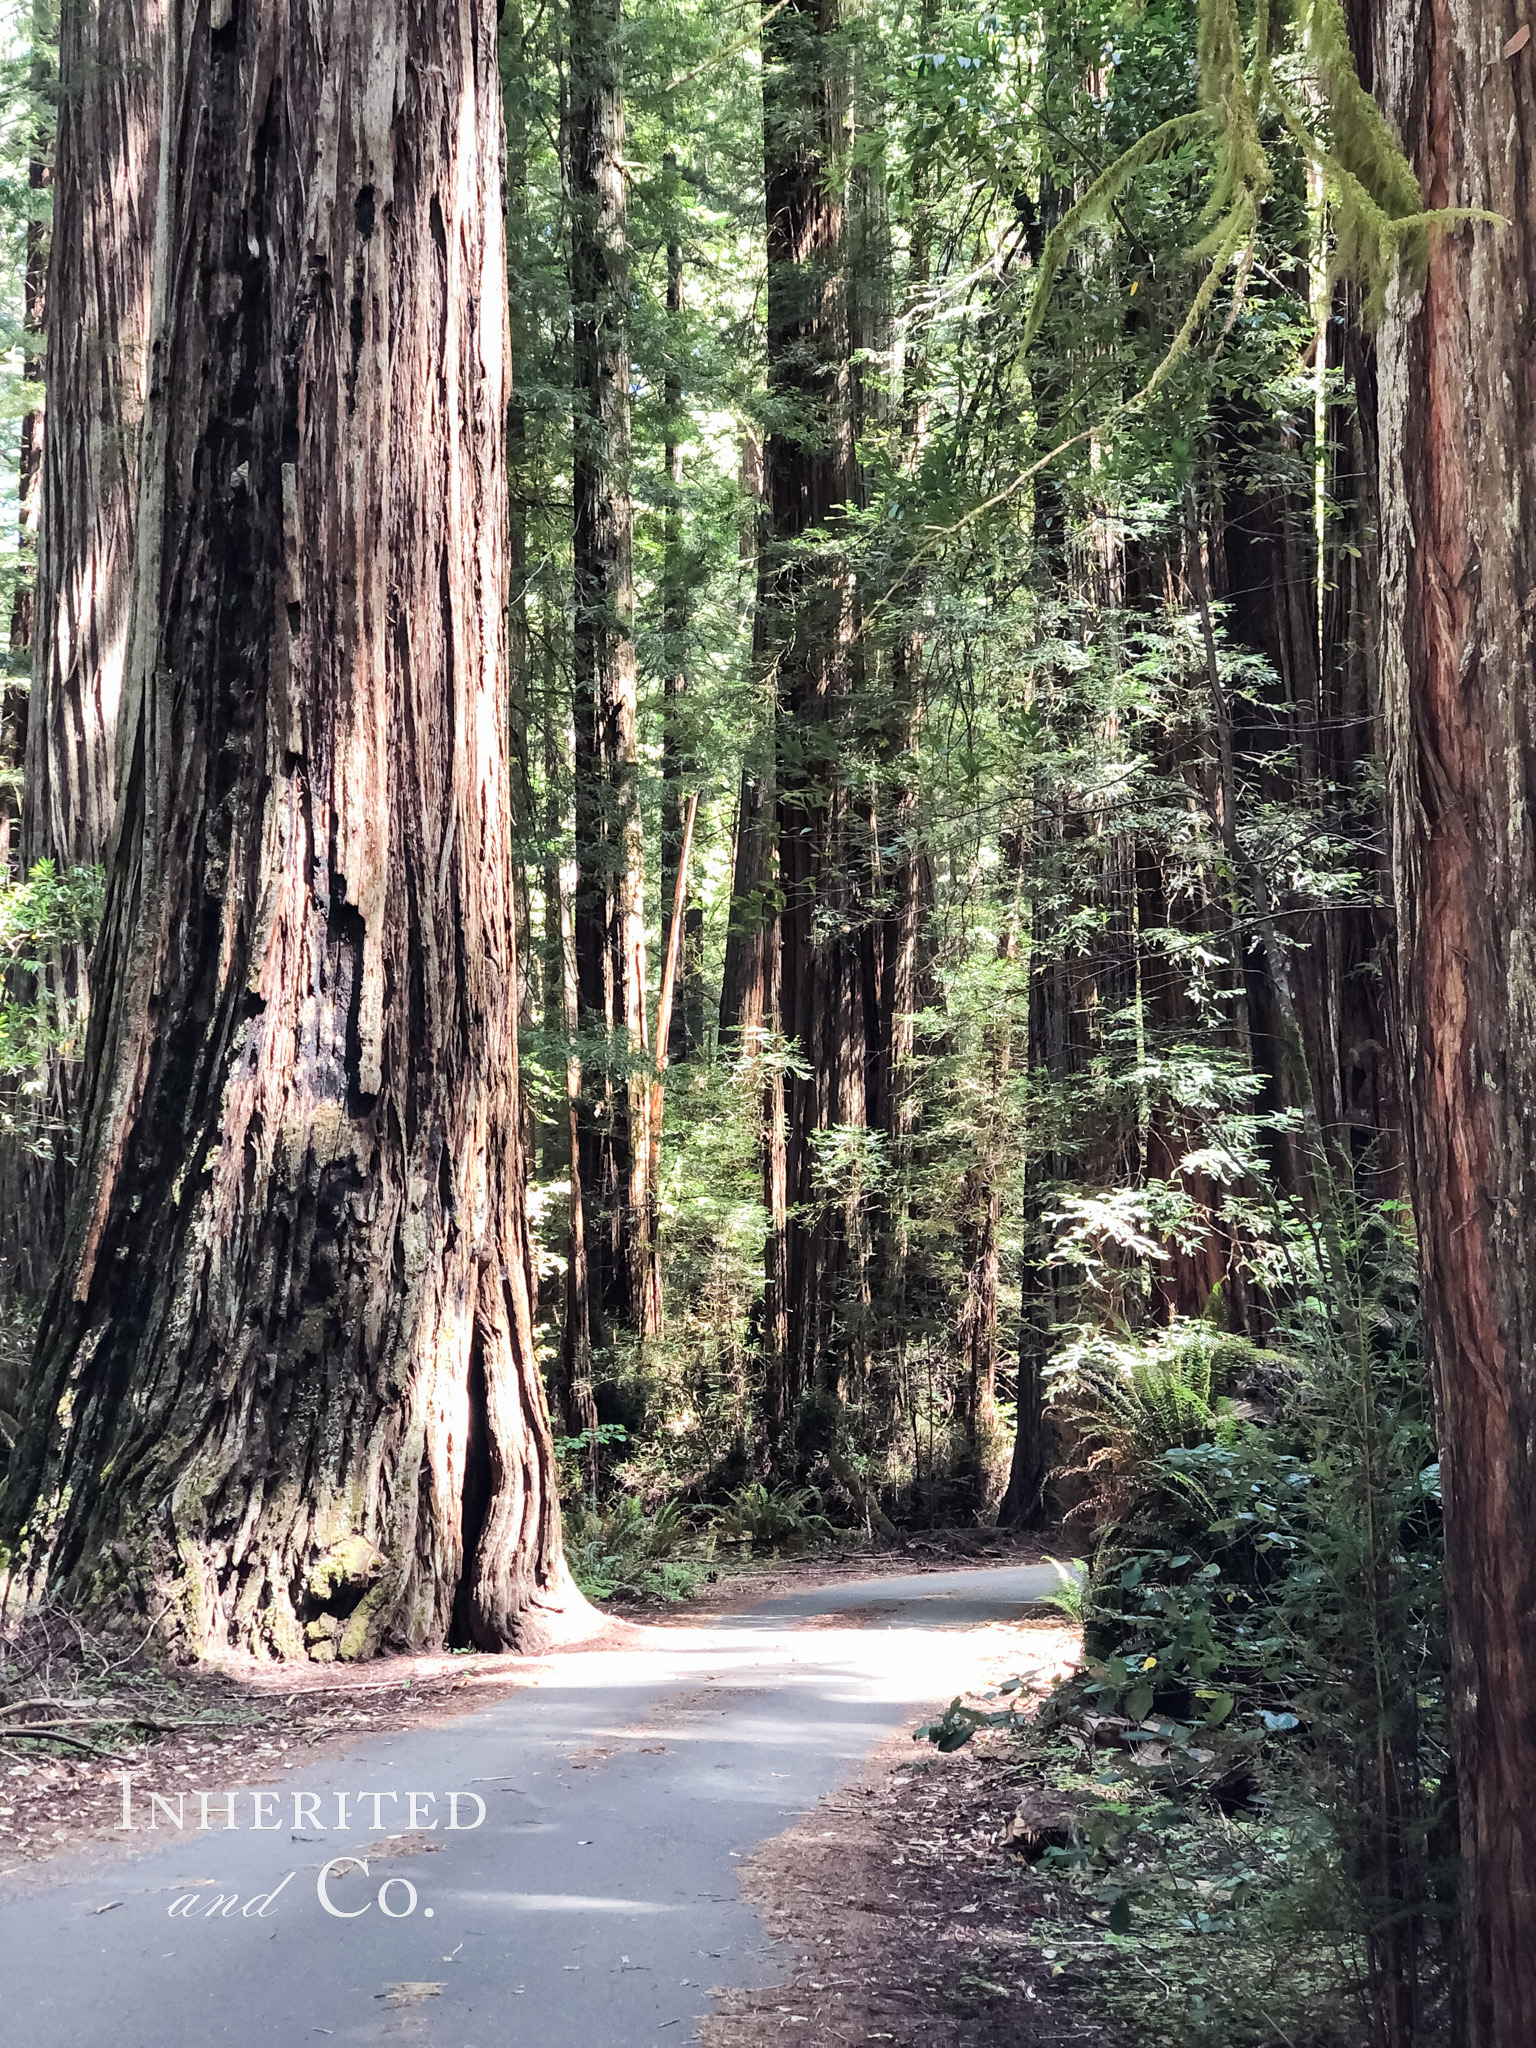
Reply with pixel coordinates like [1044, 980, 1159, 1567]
[1369, 0, 1536, 2036]
[0, 0, 568, 1659]
[0, 0, 165, 1308]
[23, 0, 162, 872]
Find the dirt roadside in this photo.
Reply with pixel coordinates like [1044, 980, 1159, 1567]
[705, 1610, 1102, 2048]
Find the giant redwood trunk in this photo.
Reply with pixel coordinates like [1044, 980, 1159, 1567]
[0, 0, 568, 1659]
[1368, 2, 1536, 2037]
[567, 0, 649, 1350]
[0, 0, 165, 1309]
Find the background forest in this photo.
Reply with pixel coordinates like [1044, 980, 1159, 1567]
[0, 0, 1492, 2040]
[0, 0, 1413, 1533]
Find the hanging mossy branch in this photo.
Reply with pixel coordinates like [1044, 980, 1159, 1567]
[1196, 0, 1270, 234]
[1018, 112, 1209, 357]
[1022, 0, 1503, 348]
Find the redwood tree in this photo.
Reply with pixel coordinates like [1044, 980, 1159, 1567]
[0, 0, 566, 1658]
[1368, 1, 1536, 2036]
[0, 0, 165, 1305]
[755, 0, 867, 1454]
[566, 0, 650, 1355]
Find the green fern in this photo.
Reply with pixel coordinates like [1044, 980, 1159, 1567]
[1053, 1322, 1278, 1522]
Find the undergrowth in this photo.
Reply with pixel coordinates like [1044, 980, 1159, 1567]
[917, 1194, 1450, 2046]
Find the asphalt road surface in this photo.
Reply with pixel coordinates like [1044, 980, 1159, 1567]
[0, 1562, 1061, 2048]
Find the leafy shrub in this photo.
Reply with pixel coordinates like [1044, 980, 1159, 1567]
[0, 862, 106, 1157]
[1040, 1555, 1087, 1620]
[1064, 1240, 1452, 2043]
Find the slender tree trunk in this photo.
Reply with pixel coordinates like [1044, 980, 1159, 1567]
[542, 661, 571, 1155]
[24, 0, 161, 870]
[758, 0, 862, 1465]
[0, 118, 49, 1240]
[956, 910, 1016, 1500]
[567, 0, 648, 1341]
[640, 791, 700, 1332]
[8, 127, 47, 660]
[0, 0, 164, 1310]
[999, 891, 1073, 1530]
[998, 1176, 1050, 1529]
[660, 162, 704, 1061]
[867, 112, 934, 1394]
[0, 0, 568, 1659]
[1367, 1, 1536, 2035]
[556, 689, 597, 1438]
[719, 433, 770, 1046]
[504, 0, 537, 1086]
[999, 921, 1073, 1531]
[719, 755, 774, 1045]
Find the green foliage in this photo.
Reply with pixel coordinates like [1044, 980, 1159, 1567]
[1041, 1555, 1088, 1621]
[0, 858, 103, 968]
[914, 1682, 1032, 1752]
[0, 861, 104, 1105]
[709, 1480, 833, 1551]
[1057, 1197, 1452, 2037]
[1020, 0, 1500, 362]
[1052, 1320, 1294, 1520]
[562, 1494, 709, 1602]
[0, 1287, 31, 1451]
[910, 1192, 1445, 2041]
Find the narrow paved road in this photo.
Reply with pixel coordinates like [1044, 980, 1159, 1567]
[0, 1563, 1059, 2047]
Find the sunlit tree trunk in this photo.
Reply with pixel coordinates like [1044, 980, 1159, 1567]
[0, 0, 164, 1308]
[23, 0, 162, 872]
[503, 0, 538, 1147]
[0, 0, 567, 1659]
[1367, 0, 1536, 2035]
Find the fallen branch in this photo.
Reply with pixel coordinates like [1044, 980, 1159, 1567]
[0, 1727, 122, 1761]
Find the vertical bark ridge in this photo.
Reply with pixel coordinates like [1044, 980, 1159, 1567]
[758, 0, 867, 1463]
